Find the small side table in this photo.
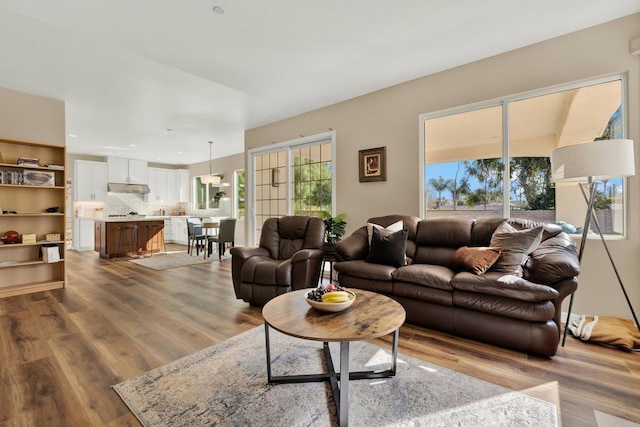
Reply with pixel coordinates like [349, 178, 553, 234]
[321, 245, 337, 285]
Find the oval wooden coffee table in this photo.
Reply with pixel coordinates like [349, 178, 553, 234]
[262, 289, 406, 427]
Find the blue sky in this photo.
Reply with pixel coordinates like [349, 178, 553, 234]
[425, 162, 482, 191]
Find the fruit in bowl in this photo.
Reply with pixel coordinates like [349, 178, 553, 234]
[305, 284, 356, 312]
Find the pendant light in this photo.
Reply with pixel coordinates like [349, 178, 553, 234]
[201, 140, 222, 184]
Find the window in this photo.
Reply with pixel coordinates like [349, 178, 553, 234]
[248, 132, 335, 245]
[421, 76, 627, 236]
[193, 176, 230, 211]
[234, 169, 245, 219]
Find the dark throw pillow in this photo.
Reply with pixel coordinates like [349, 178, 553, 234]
[366, 227, 408, 268]
[489, 222, 543, 276]
[450, 246, 503, 275]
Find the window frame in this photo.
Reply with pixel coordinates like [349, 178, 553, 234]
[418, 73, 630, 238]
[247, 130, 337, 246]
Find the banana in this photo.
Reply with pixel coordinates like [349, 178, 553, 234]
[321, 291, 352, 303]
[322, 296, 350, 303]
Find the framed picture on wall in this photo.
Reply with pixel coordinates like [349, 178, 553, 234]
[359, 146, 386, 182]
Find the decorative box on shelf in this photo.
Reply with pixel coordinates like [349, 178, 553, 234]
[17, 157, 40, 166]
[21, 233, 36, 244]
[24, 170, 55, 186]
[45, 233, 61, 241]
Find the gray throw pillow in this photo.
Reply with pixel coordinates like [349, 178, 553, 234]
[489, 222, 543, 277]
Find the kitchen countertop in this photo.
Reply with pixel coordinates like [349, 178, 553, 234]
[94, 216, 171, 222]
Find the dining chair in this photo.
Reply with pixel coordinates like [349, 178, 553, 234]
[186, 218, 206, 256]
[206, 218, 236, 259]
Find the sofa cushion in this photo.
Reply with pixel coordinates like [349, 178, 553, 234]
[451, 271, 559, 302]
[449, 246, 503, 275]
[452, 291, 556, 322]
[393, 264, 455, 291]
[335, 260, 395, 281]
[489, 222, 543, 276]
[366, 227, 408, 268]
[392, 282, 454, 306]
[240, 256, 292, 286]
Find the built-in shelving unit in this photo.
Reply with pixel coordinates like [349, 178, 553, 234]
[0, 138, 66, 298]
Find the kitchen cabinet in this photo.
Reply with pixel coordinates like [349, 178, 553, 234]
[164, 219, 174, 241]
[73, 219, 95, 251]
[74, 160, 107, 201]
[147, 168, 189, 202]
[107, 157, 148, 184]
[176, 169, 189, 202]
[0, 138, 66, 298]
[169, 216, 189, 244]
[94, 219, 164, 258]
[147, 167, 169, 201]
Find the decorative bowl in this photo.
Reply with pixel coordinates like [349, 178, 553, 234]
[305, 290, 356, 312]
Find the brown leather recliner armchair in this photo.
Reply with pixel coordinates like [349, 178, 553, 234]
[230, 216, 325, 305]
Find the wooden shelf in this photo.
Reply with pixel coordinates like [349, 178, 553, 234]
[0, 213, 64, 217]
[0, 183, 65, 189]
[0, 162, 64, 171]
[0, 138, 66, 298]
[0, 259, 64, 269]
[0, 280, 65, 299]
[0, 241, 64, 249]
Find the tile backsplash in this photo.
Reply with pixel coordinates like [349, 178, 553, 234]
[74, 193, 231, 218]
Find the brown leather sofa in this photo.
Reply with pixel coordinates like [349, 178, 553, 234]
[334, 215, 580, 356]
[230, 216, 325, 305]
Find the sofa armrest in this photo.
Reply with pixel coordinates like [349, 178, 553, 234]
[336, 234, 368, 261]
[524, 234, 580, 284]
[229, 246, 270, 260]
[291, 248, 324, 263]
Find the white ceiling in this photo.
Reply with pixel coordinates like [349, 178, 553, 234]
[0, 0, 638, 165]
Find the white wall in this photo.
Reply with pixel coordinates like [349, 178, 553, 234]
[245, 14, 640, 319]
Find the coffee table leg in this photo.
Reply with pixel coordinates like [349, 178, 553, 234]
[264, 323, 272, 382]
[391, 328, 399, 375]
[339, 341, 349, 427]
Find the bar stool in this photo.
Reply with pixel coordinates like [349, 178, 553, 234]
[145, 223, 167, 257]
[116, 224, 139, 260]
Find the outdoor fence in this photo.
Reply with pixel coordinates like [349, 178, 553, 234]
[426, 209, 616, 234]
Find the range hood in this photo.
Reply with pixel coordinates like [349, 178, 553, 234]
[107, 183, 151, 194]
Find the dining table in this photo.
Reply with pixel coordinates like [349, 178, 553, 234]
[201, 219, 219, 258]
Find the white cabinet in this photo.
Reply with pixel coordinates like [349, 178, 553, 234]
[73, 219, 95, 251]
[147, 168, 189, 202]
[108, 157, 148, 184]
[74, 160, 108, 201]
[167, 171, 178, 202]
[169, 216, 189, 244]
[164, 219, 174, 241]
[176, 169, 190, 202]
[147, 167, 169, 202]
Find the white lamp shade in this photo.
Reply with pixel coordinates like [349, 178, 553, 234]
[201, 175, 222, 185]
[550, 139, 635, 182]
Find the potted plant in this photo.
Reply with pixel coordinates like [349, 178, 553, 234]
[319, 211, 347, 256]
[213, 190, 226, 208]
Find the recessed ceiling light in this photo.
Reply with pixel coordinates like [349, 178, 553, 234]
[166, 128, 172, 132]
[68, 134, 77, 138]
[212, 6, 225, 14]
[177, 151, 183, 155]
[130, 144, 136, 147]
[157, 157, 162, 160]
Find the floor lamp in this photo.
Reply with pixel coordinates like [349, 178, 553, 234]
[550, 138, 639, 346]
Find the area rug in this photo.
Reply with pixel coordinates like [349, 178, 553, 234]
[128, 252, 214, 270]
[113, 326, 557, 426]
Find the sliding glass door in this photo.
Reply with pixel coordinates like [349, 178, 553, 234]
[248, 132, 335, 245]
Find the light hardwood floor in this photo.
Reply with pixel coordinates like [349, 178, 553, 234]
[1, 244, 638, 426]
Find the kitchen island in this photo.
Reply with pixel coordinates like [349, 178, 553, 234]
[94, 216, 168, 259]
